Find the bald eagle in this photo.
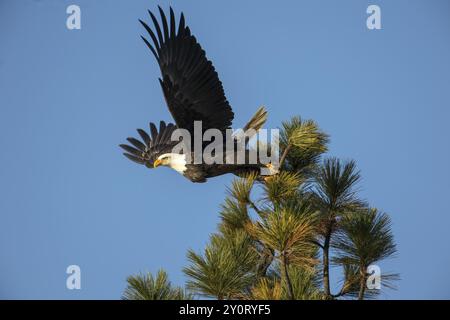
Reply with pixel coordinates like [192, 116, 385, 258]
[120, 7, 276, 182]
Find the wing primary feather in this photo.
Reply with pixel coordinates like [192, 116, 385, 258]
[126, 137, 146, 151]
[137, 129, 151, 146]
[158, 6, 171, 65]
[161, 123, 175, 144]
[158, 6, 170, 42]
[169, 7, 177, 63]
[169, 7, 176, 39]
[148, 10, 164, 48]
[153, 121, 165, 145]
[178, 12, 185, 36]
[159, 120, 167, 134]
[140, 36, 158, 61]
[176, 14, 187, 70]
[123, 153, 146, 164]
[120, 144, 142, 157]
[149, 123, 158, 142]
[139, 19, 160, 51]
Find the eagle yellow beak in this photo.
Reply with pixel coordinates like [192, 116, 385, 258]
[153, 159, 162, 168]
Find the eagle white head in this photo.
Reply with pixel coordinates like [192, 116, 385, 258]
[153, 153, 187, 174]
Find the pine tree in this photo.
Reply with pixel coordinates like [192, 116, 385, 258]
[124, 116, 398, 300]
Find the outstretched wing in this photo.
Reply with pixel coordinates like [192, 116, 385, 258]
[120, 121, 178, 168]
[140, 6, 234, 134]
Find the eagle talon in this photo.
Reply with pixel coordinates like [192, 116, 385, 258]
[262, 163, 279, 182]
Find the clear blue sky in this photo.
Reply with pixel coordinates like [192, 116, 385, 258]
[1, 0, 449, 299]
